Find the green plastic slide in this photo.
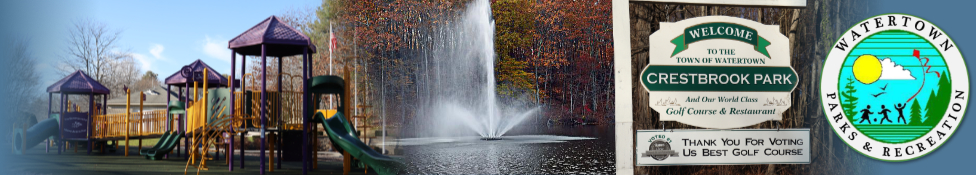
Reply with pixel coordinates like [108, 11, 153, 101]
[145, 131, 184, 160]
[140, 131, 173, 156]
[315, 111, 402, 175]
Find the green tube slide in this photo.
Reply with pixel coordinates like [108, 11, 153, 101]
[11, 117, 59, 155]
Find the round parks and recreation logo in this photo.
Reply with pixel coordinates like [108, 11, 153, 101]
[821, 14, 968, 161]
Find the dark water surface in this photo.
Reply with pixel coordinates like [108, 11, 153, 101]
[400, 125, 614, 174]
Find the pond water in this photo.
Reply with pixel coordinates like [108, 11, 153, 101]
[398, 125, 615, 174]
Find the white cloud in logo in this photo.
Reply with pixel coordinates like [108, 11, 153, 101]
[879, 58, 915, 80]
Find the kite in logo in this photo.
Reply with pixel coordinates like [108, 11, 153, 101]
[822, 14, 968, 161]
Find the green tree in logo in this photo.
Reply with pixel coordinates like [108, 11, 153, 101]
[841, 76, 860, 121]
[909, 98, 922, 125]
[923, 71, 951, 126]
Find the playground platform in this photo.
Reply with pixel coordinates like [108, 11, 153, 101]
[4, 145, 382, 175]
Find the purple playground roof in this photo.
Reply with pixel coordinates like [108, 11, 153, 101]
[47, 70, 111, 94]
[229, 15, 316, 56]
[164, 59, 229, 87]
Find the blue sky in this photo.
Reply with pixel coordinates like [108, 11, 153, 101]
[9, 0, 320, 95]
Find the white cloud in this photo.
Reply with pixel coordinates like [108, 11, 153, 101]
[879, 58, 916, 80]
[149, 44, 166, 60]
[131, 53, 152, 71]
[203, 36, 230, 62]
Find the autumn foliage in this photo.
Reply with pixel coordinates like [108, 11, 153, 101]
[302, 0, 612, 124]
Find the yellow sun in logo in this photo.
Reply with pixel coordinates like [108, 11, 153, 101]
[852, 54, 882, 84]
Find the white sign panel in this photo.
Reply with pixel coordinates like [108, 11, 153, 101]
[636, 129, 810, 166]
[641, 16, 798, 129]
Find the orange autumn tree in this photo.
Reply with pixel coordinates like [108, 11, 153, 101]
[309, 0, 613, 122]
[492, 0, 538, 98]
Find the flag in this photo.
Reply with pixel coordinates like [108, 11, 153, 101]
[329, 23, 336, 74]
[330, 26, 337, 55]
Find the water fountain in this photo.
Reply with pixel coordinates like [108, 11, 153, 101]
[421, 0, 539, 139]
[397, 0, 613, 173]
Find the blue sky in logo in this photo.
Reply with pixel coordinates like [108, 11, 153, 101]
[842, 31, 946, 67]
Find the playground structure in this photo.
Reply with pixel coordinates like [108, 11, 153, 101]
[14, 66, 201, 158]
[220, 15, 397, 175]
[46, 70, 112, 155]
[17, 70, 166, 156]
[11, 15, 396, 175]
[221, 15, 318, 174]
[171, 15, 395, 174]
[45, 70, 173, 156]
[162, 59, 234, 167]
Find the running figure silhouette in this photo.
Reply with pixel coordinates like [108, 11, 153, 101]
[859, 105, 874, 124]
[895, 103, 907, 124]
[879, 105, 893, 124]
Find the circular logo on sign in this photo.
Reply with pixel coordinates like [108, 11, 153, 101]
[821, 14, 968, 161]
[641, 139, 679, 161]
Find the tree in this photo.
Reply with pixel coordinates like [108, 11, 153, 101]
[62, 19, 128, 81]
[307, 0, 341, 77]
[103, 57, 142, 96]
[909, 98, 922, 125]
[134, 70, 161, 91]
[304, 0, 616, 123]
[840, 76, 859, 121]
[142, 70, 158, 80]
[61, 19, 140, 98]
[1, 38, 40, 106]
[923, 71, 951, 126]
[0, 38, 41, 125]
[276, 7, 319, 92]
[493, 0, 537, 98]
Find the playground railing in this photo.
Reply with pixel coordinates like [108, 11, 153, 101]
[94, 112, 126, 139]
[232, 91, 304, 129]
[92, 109, 169, 139]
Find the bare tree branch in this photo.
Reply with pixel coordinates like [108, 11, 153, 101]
[61, 18, 141, 98]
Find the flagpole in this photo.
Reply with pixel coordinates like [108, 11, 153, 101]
[329, 23, 334, 76]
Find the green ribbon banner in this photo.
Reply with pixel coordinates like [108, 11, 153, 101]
[640, 65, 797, 92]
[670, 23, 771, 58]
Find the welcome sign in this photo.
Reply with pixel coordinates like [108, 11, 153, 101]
[641, 16, 799, 129]
[670, 23, 771, 58]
